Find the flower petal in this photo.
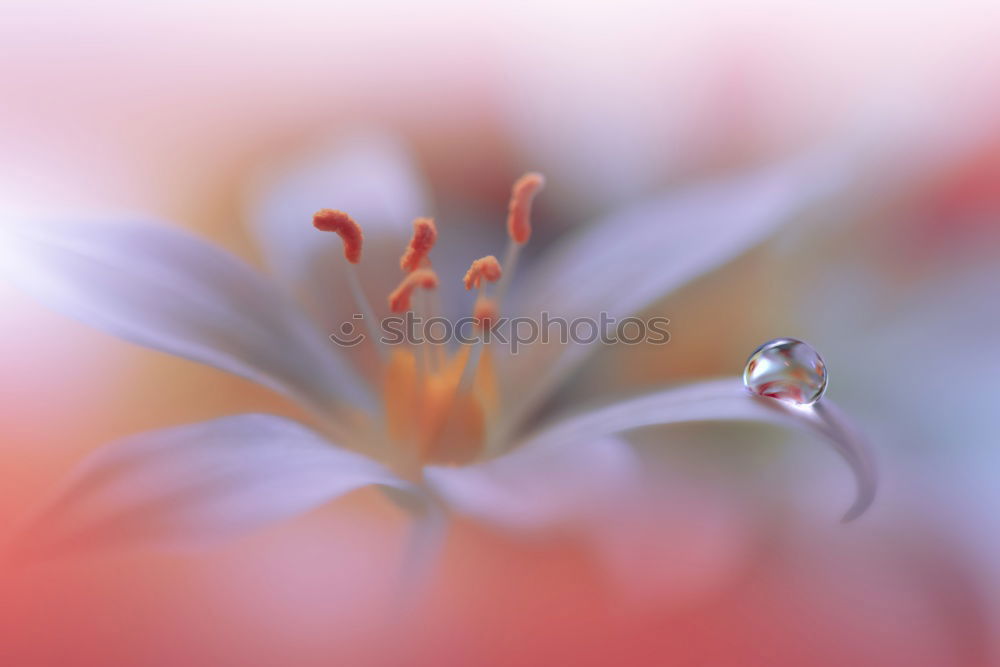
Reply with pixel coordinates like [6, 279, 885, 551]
[502, 151, 853, 432]
[424, 435, 639, 534]
[11, 414, 425, 557]
[247, 130, 430, 330]
[518, 152, 847, 320]
[0, 219, 373, 417]
[513, 378, 876, 521]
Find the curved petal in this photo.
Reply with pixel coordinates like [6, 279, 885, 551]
[512, 378, 876, 521]
[501, 150, 854, 432]
[247, 130, 430, 331]
[424, 435, 639, 534]
[0, 219, 374, 417]
[517, 152, 848, 321]
[9, 414, 425, 558]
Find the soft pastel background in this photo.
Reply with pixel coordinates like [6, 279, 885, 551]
[2, 1, 1000, 665]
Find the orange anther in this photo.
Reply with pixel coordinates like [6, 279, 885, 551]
[463, 255, 502, 290]
[388, 268, 439, 313]
[313, 209, 363, 263]
[473, 297, 499, 331]
[506, 172, 545, 244]
[400, 217, 438, 272]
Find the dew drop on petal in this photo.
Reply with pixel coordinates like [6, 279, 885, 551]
[743, 338, 828, 406]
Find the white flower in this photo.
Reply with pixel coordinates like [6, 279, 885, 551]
[0, 132, 874, 572]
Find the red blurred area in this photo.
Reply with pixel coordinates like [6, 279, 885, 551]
[0, 514, 985, 667]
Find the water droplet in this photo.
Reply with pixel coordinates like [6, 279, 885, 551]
[743, 338, 827, 406]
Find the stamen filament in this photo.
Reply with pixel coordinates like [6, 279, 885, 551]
[413, 290, 435, 376]
[346, 266, 387, 361]
[458, 298, 497, 395]
[458, 341, 484, 394]
[494, 239, 521, 305]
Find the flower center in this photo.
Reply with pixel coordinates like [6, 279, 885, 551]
[312, 173, 543, 471]
[381, 344, 497, 467]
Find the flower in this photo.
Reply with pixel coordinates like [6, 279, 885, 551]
[0, 132, 874, 573]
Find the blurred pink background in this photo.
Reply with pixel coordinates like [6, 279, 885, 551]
[3, 1, 1000, 665]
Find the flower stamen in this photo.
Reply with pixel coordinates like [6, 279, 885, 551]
[313, 209, 363, 263]
[388, 268, 439, 313]
[316, 174, 545, 469]
[313, 209, 385, 360]
[462, 255, 502, 291]
[496, 172, 545, 305]
[506, 172, 545, 245]
[399, 217, 437, 273]
[399, 217, 442, 372]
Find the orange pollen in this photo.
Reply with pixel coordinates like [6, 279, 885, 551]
[388, 268, 439, 313]
[473, 297, 499, 331]
[313, 209, 363, 263]
[506, 172, 545, 244]
[400, 217, 438, 272]
[463, 255, 503, 290]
